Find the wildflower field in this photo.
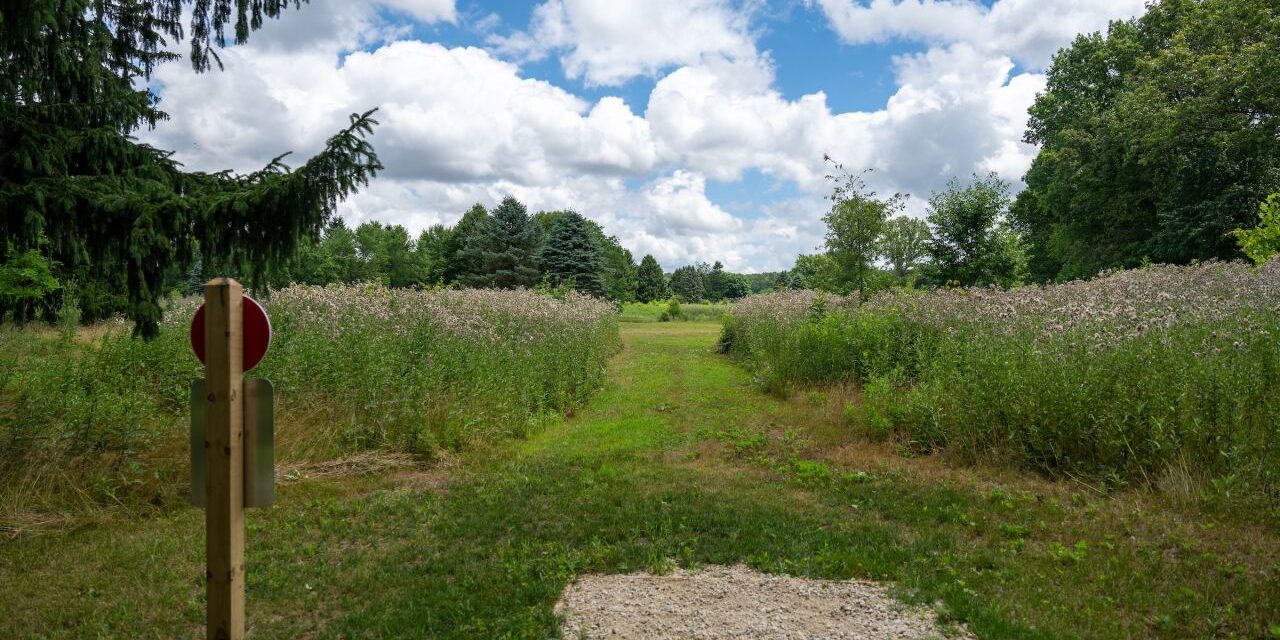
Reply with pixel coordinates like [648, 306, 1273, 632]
[723, 262, 1280, 522]
[0, 284, 618, 525]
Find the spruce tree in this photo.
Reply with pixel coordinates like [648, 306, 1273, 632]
[442, 204, 489, 284]
[635, 254, 668, 302]
[1, 0, 381, 336]
[185, 259, 206, 296]
[533, 210, 636, 301]
[537, 211, 607, 297]
[669, 265, 704, 303]
[705, 261, 727, 302]
[459, 197, 541, 289]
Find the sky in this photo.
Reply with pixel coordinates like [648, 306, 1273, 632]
[141, 0, 1150, 273]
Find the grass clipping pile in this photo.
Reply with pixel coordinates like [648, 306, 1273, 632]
[556, 565, 971, 639]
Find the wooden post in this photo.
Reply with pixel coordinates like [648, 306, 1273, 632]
[204, 278, 245, 640]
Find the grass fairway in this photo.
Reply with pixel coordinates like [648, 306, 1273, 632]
[2, 323, 1276, 638]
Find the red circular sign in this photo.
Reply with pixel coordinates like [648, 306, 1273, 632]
[190, 295, 272, 372]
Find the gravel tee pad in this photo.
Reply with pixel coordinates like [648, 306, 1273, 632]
[556, 565, 971, 639]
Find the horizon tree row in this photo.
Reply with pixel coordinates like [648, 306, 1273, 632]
[267, 197, 638, 301]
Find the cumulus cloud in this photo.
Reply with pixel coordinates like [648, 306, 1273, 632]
[378, 0, 457, 24]
[812, 0, 1147, 69]
[489, 0, 759, 86]
[642, 43, 1043, 201]
[221, 0, 453, 54]
[646, 56, 851, 188]
[142, 0, 1151, 271]
[147, 41, 656, 182]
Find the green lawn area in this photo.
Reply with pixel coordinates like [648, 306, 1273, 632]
[1, 322, 1276, 638]
[618, 300, 729, 322]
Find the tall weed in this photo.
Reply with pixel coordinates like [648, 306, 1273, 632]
[0, 284, 618, 517]
[725, 263, 1280, 519]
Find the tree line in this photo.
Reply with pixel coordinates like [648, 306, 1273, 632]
[183, 197, 638, 301]
[789, 0, 1279, 296]
[194, 197, 768, 305]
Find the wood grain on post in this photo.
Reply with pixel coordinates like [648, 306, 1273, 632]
[204, 278, 245, 640]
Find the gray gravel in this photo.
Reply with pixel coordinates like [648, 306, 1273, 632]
[555, 565, 970, 640]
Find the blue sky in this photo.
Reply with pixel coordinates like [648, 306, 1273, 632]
[142, 0, 1149, 272]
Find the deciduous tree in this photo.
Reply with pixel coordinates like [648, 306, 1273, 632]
[926, 173, 1025, 288]
[1233, 195, 1280, 265]
[880, 216, 932, 282]
[821, 161, 904, 297]
[1016, 0, 1280, 279]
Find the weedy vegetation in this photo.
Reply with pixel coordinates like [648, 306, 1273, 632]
[619, 299, 729, 323]
[0, 284, 617, 528]
[723, 261, 1280, 523]
[3, 322, 1276, 639]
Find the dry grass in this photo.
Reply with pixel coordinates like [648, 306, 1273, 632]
[277, 450, 420, 484]
[776, 379, 1280, 583]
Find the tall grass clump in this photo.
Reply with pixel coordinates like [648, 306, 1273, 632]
[724, 263, 1280, 517]
[0, 284, 618, 520]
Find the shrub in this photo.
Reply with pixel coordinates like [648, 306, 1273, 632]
[665, 297, 684, 321]
[1233, 194, 1280, 264]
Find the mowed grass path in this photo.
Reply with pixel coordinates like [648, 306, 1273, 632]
[2, 323, 1276, 638]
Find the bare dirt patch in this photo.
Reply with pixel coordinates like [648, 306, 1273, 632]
[556, 564, 970, 639]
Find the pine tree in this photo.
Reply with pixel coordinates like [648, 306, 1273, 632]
[0, 1, 381, 336]
[442, 204, 489, 284]
[185, 259, 206, 296]
[459, 197, 541, 289]
[705, 261, 727, 302]
[669, 265, 704, 303]
[635, 254, 668, 302]
[533, 210, 636, 301]
[537, 212, 607, 297]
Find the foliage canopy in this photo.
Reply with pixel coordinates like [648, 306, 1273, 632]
[0, 0, 382, 335]
[1015, 0, 1280, 280]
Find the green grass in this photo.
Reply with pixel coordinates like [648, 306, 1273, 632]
[2, 322, 1276, 638]
[619, 300, 729, 322]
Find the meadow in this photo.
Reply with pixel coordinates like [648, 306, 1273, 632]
[618, 299, 730, 323]
[722, 261, 1280, 524]
[3, 322, 1276, 639]
[0, 284, 618, 531]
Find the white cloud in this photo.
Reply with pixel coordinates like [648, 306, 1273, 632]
[226, 0, 454, 54]
[643, 43, 1042, 202]
[142, 0, 1152, 272]
[643, 170, 742, 234]
[812, 0, 1147, 69]
[378, 0, 457, 24]
[646, 56, 852, 188]
[147, 41, 656, 182]
[490, 0, 758, 86]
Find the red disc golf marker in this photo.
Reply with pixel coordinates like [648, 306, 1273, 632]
[190, 295, 272, 371]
